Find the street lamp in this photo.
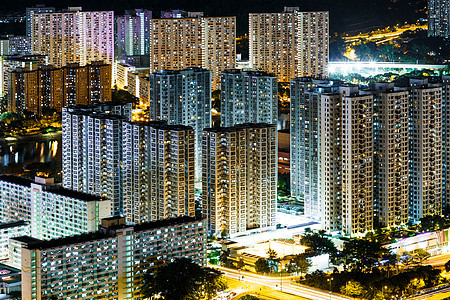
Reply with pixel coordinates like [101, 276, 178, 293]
[383, 286, 387, 299]
[327, 277, 333, 300]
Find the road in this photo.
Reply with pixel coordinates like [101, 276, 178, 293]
[343, 23, 427, 44]
[425, 253, 450, 267]
[409, 286, 450, 300]
[213, 265, 351, 300]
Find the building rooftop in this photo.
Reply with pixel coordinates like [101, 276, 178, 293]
[0, 220, 29, 230]
[223, 68, 276, 78]
[152, 67, 209, 75]
[124, 120, 194, 131]
[64, 102, 131, 112]
[24, 216, 204, 250]
[0, 175, 104, 202]
[203, 123, 276, 133]
[133, 216, 203, 233]
[10, 235, 42, 245]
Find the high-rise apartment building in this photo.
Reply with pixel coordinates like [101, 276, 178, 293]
[149, 15, 235, 90]
[0, 54, 46, 98]
[442, 75, 450, 210]
[249, 8, 329, 82]
[428, 0, 450, 37]
[31, 7, 114, 67]
[8, 36, 32, 55]
[373, 83, 409, 228]
[320, 92, 343, 233]
[290, 78, 339, 219]
[62, 103, 132, 216]
[115, 9, 152, 58]
[340, 86, 374, 236]
[122, 121, 195, 224]
[26, 4, 55, 36]
[407, 78, 442, 221]
[149, 68, 211, 179]
[202, 124, 277, 235]
[0, 175, 110, 241]
[21, 216, 206, 300]
[220, 69, 278, 127]
[9, 61, 111, 115]
[318, 86, 373, 236]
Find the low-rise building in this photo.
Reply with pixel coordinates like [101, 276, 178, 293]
[0, 221, 30, 261]
[0, 175, 111, 241]
[21, 216, 206, 300]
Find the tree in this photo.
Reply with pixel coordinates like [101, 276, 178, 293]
[219, 249, 234, 268]
[329, 33, 347, 60]
[111, 89, 139, 104]
[266, 248, 278, 260]
[342, 239, 391, 271]
[401, 250, 431, 267]
[277, 173, 290, 197]
[142, 258, 226, 300]
[339, 280, 364, 297]
[300, 230, 337, 256]
[413, 249, 431, 265]
[237, 258, 245, 270]
[420, 215, 446, 232]
[255, 258, 270, 274]
[220, 229, 228, 239]
[212, 90, 221, 112]
[445, 259, 450, 272]
[289, 254, 312, 276]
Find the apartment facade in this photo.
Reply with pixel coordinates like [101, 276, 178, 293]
[317, 86, 374, 236]
[202, 124, 277, 235]
[408, 79, 443, 221]
[115, 9, 152, 58]
[26, 5, 55, 36]
[0, 221, 30, 261]
[290, 78, 338, 219]
[340, 86, 374, 236]
[442, 76, 450, 210]
[373, 83, 409, 228]
[0, 175, 110, 241]
[428, 0, 450, 37]
[62, 102, 132, 216]
[320, 92, 343, 233]
[0, 54, 46, 98]
[249, 8, 329, 82]
[9, 61, 111, 115]
[31, 7, 114, 67]
[149, 68, 211, 179]
[122, 121, 195, 224]
[149, 16, 235, 90]
[220, 69, 278, 127]
[21, 216, 206, 300]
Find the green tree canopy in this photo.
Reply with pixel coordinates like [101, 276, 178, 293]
[266, 248, 278, 260]
[141, 258, 226, 300]
[288, 254, 312, 276]
[300, 230, 337, 256]
[445, 260, 450, 272]
[342, 239, 391, 271]
[339, 280, 364, 297]
[255, 258, 271, 274]
[419, 215, 446, 232]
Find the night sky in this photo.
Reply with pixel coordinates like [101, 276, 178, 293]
[1, 0, 427, 34]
